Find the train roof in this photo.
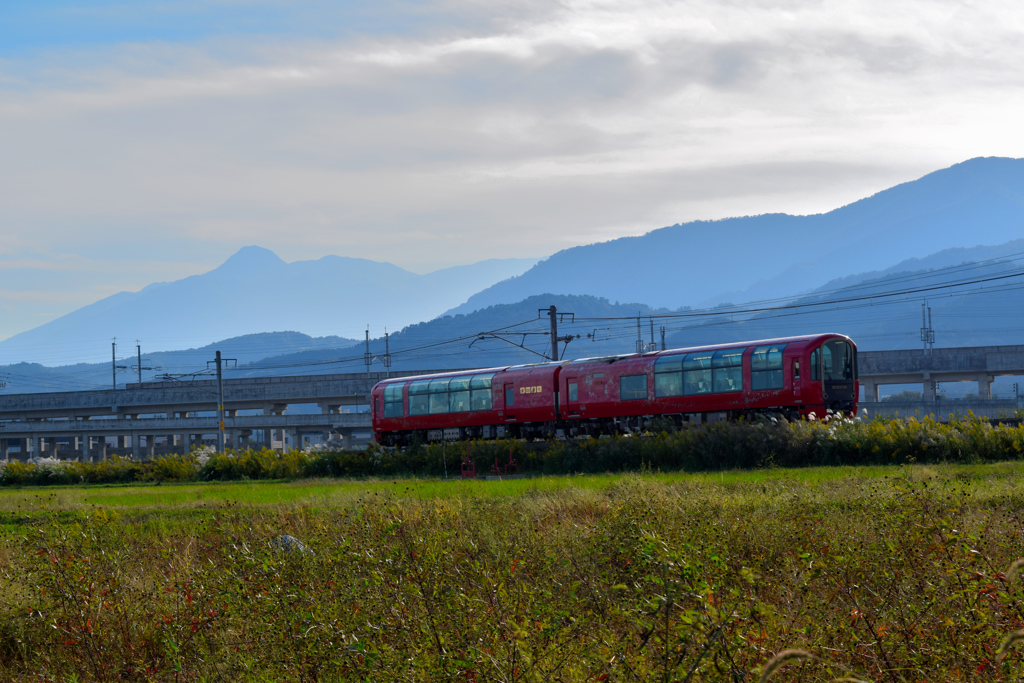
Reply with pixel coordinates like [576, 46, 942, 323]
[565, 333, 853, 365]
[371, 333, 854, 389]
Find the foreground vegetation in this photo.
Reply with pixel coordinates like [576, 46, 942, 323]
[4, 464, 1024, 680]
[4, 413, 1024, 487]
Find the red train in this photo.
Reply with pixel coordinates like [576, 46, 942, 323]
[370, 333, 857, 446]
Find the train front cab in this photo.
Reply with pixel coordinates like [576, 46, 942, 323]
[803, 336, 857, 417]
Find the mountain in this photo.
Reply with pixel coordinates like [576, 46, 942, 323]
[661, 239, 1024, 352]
[445, 157, 1024, 315]
[0, 296, 672, 393]
[0, 331, 360, 393]
[0, 248, 540, 366]
[237, 294, 677, 376]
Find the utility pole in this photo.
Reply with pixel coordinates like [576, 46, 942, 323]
[131, 343, 159, 385]
[928, 305, 934, 354]
[649, 318, 655, 351]
[364, 328, 372, 378]
[920, 300, 935, 355]
[548, 306, 559, 361]
[660, 325, 666, 352]
[207, 351, 236, 453]
[636, 314, 643, 354]
[383, 330, 392, 378]
[110, 338, 126, 390]
[539, 306, 576, 361]
[216, 351, 224, 452]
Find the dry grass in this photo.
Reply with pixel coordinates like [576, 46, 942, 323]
[3, 464, 1024, 680]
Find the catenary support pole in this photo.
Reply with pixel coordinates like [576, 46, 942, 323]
[548, 306, 558, 361]
[216, 350, 225, 453]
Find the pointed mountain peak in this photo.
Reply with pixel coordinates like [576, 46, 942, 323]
[218, 246, 287, 270]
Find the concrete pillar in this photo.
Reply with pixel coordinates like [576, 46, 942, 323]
[30, 436, 40, 458]
[862, 382, 879, 402]
[147, 436, 156, 459]
[80, 434, 89, 461]
[922, 373, 935, 401]
[0, 439, 7, 460]
[131, 435, 139, 460]
[978, 375, 994, 400]
[180, 433, 189, 454]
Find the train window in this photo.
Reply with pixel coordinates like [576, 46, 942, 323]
[447, 377, 471, 412]
[505, 387, 514, 407]
[470, 374, 493, 389]
[450, 390, 471, 412]
[428, 378, 450, 414]
[654, 356, 683, 373]
[655, 373, 682, 397]
[620, 374, 647, 400]
[568, 382, 578, 401]
[810, 348, 821, 381]
[751, 344, 785, 390]
[408, 380, 430, 416]
[654, 355, 683, 398]
[712, 349, 743, 393]
[822, 340, 854, 381]
[384, 384, 404, 418]
[429, 393, 449, 414]
[683, 352, 713, 395]
[471, 389, 492, 411]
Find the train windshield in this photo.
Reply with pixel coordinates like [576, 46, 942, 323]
[821, 339, 855, 381]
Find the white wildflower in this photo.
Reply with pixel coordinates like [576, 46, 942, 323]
[30, 456, 66, 471]
[193, 445, 216, 466]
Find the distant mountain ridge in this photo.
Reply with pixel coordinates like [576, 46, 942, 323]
[0, 331, 360, 394]
[0, 248, 539, 366]
[446, 157, 1024, 315]
[0, 296, 672, 393]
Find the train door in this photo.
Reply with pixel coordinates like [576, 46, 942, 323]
[503, 383, 516, 421]
[565, 376, 580, 417]
[792, 359, 801, 400]
[819, 339, 856, 407]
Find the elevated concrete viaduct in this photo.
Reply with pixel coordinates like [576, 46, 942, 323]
[858, 345, 1024, 402]
[4, 345, 1024, 462]
[0, 369, 461, 461]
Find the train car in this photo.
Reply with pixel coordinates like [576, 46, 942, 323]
[371, 333, 857, 445]
[370, 362, 563, 446]
[558, 333, 856, 436]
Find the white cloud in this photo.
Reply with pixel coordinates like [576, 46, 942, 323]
[1, 0, 1023, 342]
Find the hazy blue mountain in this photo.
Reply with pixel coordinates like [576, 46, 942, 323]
[0, 248, 539, 365]
[0, 331, 360, 393]
[446, 157, 1024, 315]
[662, 240, 1024, 353]
[0, 296, 672, 393]
[237, 294, 677, 377]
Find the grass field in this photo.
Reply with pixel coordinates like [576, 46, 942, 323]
[4, 463, 1024, 681]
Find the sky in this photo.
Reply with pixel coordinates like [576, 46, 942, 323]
[1, 0, 1024, 343]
